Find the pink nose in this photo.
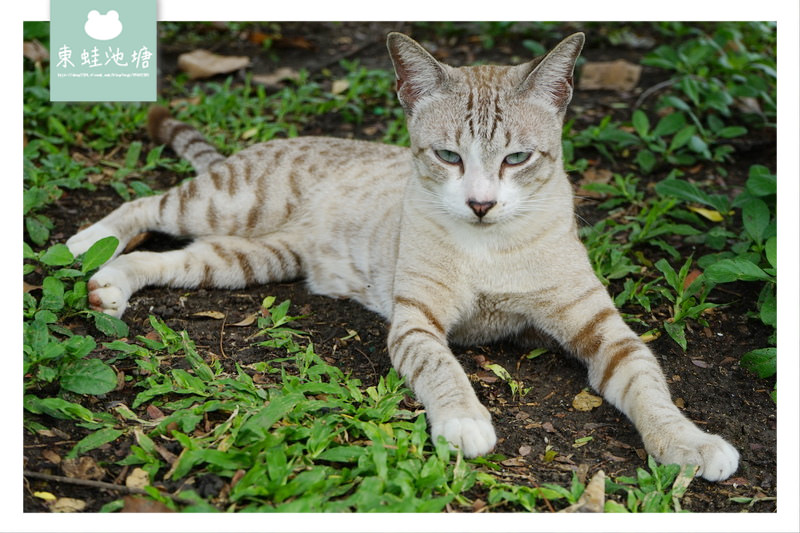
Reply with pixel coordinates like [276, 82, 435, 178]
[467, 199, 496, 218]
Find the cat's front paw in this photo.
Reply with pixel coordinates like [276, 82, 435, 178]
[86, 265, 133, 318]
[66, 222, 123, 261]
[651, 428, 739, 482]
[431, 410, 497, 458]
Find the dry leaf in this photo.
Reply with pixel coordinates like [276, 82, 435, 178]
[41, 449, 62, 464]
[572, 389, 603, 412]
[121, 495, 173, 513]
[252, 67, 300, 89]
[331, 79, 350, 95]
[640, 331, 660, 343]
[576, 168, 613, 198]
[50, 497, 87, 513]
[192, 310, 226, 319]
[62, 456, 105, 480]
[146, 404, 165, 420]
[33, 491, 56, 502]
[518, 444, 532, 456]
[125, 467, 150, 490]
[24, 281, 42, 293]
[500, 456, 527, 467]
[177, 49, 250, 79]
[579, 60, 642, 91]
[682, 269, 702, 290]
[230, 313, 258, 326]
[691, 359, 710, 368]
[24, 40, 49, 63]
[559, 470, 605, 513]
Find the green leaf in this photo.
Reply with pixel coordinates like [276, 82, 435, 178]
[764, 236, 776, 269]
[26, 215, 51, 246]
[740, 348, 776, 379]
[67, 428, 124, 459]
[746, 165, 776, 197]
[81, 236, 119, 273]
[90, 310, 130, 338]
[663, 320, 687, 351]
[24, 395, 95, 422]
[60, 358, 118, 395]
[668, 125, 696, 152]
[635, 149, 657, 173]
[704, 258, 773, 283]
[717, 126, 748, 138]
[741, 198, 770, 245]
[40, 276, 65, 311]
[239, 393, 304, 442]
[39, 244, 74, 267]
[632, 110, 650, 138]
[759, 287, 776, 328]
[652, 112, 686, 137]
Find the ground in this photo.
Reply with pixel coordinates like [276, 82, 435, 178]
[23, 21, 777, 513]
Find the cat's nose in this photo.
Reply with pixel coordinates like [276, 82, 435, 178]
[467, 199, 496, 218]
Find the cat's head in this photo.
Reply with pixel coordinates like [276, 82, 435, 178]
[387, 32, 584, 226]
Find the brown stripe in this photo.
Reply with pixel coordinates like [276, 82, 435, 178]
[209, 167, 224, 190]
[568, 307, 615, 359]
[234, 251, 255, 285]
[210, 242, 233, 266]
[227, 163, 239, 197]
[391, 327, 442, 354]
[191, 147, 220, 160]
[288, 171, 301, 200]
[158, 192, 169, 215]
[201, 264, 214, 287]
[166, 123, 193, 146]
[264, 244, 288, 275]
[207, 198, 219, 233]
[394, 296, 445, 336]
[551, 285, 605, 322]
[598, 338, 641, 393]
[183, 136, 209, 151]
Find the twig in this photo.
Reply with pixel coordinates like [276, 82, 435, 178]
[634, 77, 681, 109]
[23, 469, 195, 505]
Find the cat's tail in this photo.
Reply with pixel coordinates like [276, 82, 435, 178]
[147, 105, 226, 175]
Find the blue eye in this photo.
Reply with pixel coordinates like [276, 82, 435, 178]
[435, 149, 462, 164]
[504, 152, 531, 165]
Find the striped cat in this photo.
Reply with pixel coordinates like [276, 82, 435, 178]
[66, 32, 739, 481]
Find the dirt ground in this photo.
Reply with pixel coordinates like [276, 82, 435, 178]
[24, 22, 776, 513]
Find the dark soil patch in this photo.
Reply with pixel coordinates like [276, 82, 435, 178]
[24, 22, 776, 513]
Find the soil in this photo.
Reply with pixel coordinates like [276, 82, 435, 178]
[24, 22, 776, 513]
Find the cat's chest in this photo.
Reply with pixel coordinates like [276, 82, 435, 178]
[450, 291, 532, 345]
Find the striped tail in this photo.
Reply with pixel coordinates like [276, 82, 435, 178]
[147, 105, 226, 175]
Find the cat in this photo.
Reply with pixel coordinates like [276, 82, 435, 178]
[66, 32, 739, 481]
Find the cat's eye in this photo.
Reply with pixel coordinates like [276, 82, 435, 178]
[435, 149, 462, 165]
[504, 152, 532, 165]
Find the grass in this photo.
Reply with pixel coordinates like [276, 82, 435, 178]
[23, 21, 777, 512]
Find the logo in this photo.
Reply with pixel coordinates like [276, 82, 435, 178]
[50, 0, 157, 102]
[84, 10, 123, 41]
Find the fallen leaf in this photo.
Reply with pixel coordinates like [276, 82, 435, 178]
[62, 456, 105, 481]
[123, 232, 151, 253]
[472, 498, 487, 512]
[24, 40, 49, 63]
[192, 310, 226, 319]
[125, 467, 150, 490]
[252, 67, 300, 89]
[687, 205, 726, 222]
[500, 456, 527, 467]
[572, 389, 603, 411]
[640, 330, 660, 343]
[576, 168, 613, 198]
[331, 79, 350, 95]
[146, 404, 165, 420]
[177, 49, 250, 79]
[121, 495, 173, 513]
[50, 497, 86, 513]
[33, 491, 56, 502]
[41, 449, 62, 464]
[559, 470, 605, 513]
[683, 269, 703, 290]
[518, 444, 532, 456]
[674, 397, 686, 409]
[579, 60, 642, 91]
[230, 313, 258, 327]
[542, 421, 557, 433]
[691, 359, 710, 368]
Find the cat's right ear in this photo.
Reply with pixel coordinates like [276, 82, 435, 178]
[386, 33, 448, 114]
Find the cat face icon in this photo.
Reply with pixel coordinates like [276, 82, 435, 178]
[84, 10, 123, 41]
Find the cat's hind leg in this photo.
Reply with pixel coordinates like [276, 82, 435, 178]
[87, 234, 302, 318]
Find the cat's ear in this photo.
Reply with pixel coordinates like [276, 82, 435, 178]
[386, 33, 448, 114]
[518, 32, 585, 111]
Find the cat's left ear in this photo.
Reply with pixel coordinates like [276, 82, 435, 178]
[386, 32, 449, 114]
[518, 32, 585, 111]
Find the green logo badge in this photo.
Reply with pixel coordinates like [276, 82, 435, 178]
[50, 0, 157, 102]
